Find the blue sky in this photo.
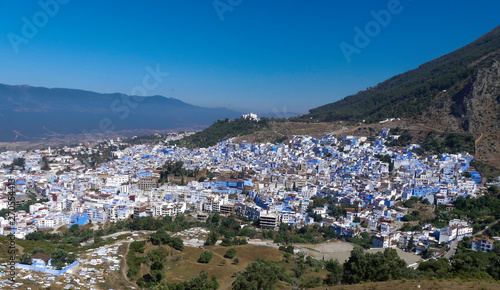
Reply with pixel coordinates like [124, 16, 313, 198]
[0, 0, 499, 114]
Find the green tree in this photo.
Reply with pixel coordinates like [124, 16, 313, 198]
[324, 259, 343, 285]
[20, 252, 32, 265]
[41, 156, 50, 170]
[32, 248, 45, 255]
[292, 254, 307, 282]
[147, 247, 169, 273]
[342, 247, 367, 284]
[488, 185, 499, 195]
[210, 212, 221, 226]
[12, 157, 25, 170]
[205, 231, 219, 246]
[198, 251, 213, 263]
[422, 248, 434, 259]
[149, 228, 171, 246]
[232, 272, 258, 290]
[148, 247, 169, 262]
[67, 253, 77, 264]
[186, 271, 219, 289]
[220, 238, 232, 247]
[224, 248, 237, 259]
[342, 248, 414, 284]
[451, 251, 492, 278]
[94, 236, 104, 245]
[50, 248, 69, 270]
[169, 237, 184, 251]
[232, 259, 282, 290]
[130, 241, 146, 253]
[418, 258, 451, 278]
[407, 236, 415, 251]
[69, 224, 80, 233]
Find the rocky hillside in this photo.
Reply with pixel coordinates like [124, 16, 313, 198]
[423, 56, 500, 170]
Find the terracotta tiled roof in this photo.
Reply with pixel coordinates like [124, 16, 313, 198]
[32, 252, 51, 262]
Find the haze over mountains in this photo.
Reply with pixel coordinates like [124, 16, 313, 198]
[0, 84, 240, 142]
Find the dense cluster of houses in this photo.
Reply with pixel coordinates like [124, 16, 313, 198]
[0, 128, 491, 254]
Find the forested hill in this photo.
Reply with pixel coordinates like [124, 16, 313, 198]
[172, 118, 271, 148]
[297, 25, 500, 123]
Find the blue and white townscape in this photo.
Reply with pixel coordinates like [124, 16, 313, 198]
[0, 129, 484, 262]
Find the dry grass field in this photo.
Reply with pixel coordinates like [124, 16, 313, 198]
[160, 244, 285, 289]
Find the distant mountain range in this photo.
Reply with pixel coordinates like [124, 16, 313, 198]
[0, 84, 241, 142]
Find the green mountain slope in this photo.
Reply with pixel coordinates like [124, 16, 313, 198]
[298, 25, 500, 123]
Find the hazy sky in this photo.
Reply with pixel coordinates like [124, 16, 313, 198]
[1, 0, 499, 114]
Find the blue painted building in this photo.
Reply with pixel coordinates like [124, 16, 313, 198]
[70, 213, 88, 226]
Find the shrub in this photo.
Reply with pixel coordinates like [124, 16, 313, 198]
[198, 251, 213, 263]
[224, 248, 237, 259]
[279, 245, 295, 254]
[220, 238, 232, 247]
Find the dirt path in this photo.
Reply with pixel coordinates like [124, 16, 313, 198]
[475, 132, 484, 156]
[475, 132, 484, 144]
[120, 240, 132, 285]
